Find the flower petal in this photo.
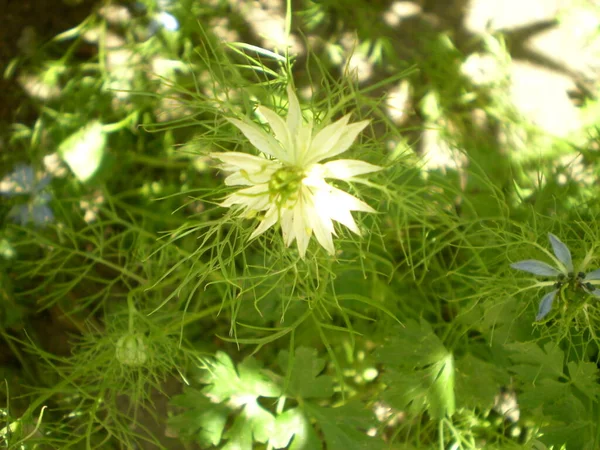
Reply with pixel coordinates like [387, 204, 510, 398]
[31, 203, 54, 226]
[212, 151, 269, 169]
[250, 205, 279, 239]
[1, 165, 36, 197]
[257, 105, 292, 152]
[322, 159, 382, 180]
[221, 184, 271, 211]
[280, 208, 295, 247]
[536, 289, 558, 321]
[305, 115, 351, 164]
[294, 120, 313, 165]
[227, 118, 289, 162]
[584, 268, 600, 280]
[548, 233, 573, 272]
[305, 193, 335, 255]
[312, 186, 367, 235]
[286, 84, 302, 138]
[293, 198, 311, 258]
[212, 152, 279, 186]
[307, 118, 370, 165]
[510, 260, 561, 276]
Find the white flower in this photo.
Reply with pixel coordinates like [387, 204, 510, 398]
[212, 84, 381, 258]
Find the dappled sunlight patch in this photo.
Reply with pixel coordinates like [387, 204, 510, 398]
[59, 121, 107, 183]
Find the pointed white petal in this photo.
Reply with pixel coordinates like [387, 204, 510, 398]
[305, 197, 335, 255]
[280, 208, 295, 247]
[250, 205, 279, 239]
[510, 260, 561, 277]
[211, 151, 267, 169]
[293, 198, 311, 258]
[223, 168, 275, 186]
[316, 184, 375, 213]
[213, 152, 280, 186]
[322, 159, 382, 180]
[305, 115, 351, 164]
[327, 205, 360, 235]
[307, 118, 369, 165]
[548, 233, 573, 272]
[286, 84, 302, 138]
[294, 121, 313, 165]
[257, 105, 292, 151]
[227, 118, 288, 162]
[312, 185, 369, 234]
[223, 173, 254, 186]
[221, 184, 271, 211]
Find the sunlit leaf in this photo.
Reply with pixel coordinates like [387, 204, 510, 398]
[170, 352, 280, 448]
[169, 389, 228, 446]
[269, 407, 320, 450]
[222, 400, 275, 448]
[201, 351, 280, 401]
[59, 121, 106, 182]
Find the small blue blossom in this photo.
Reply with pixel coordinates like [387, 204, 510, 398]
[157, 12, 179, 31]
[0, 165, 54, 227]
[511, 233, 600, 321]
[148, 12, 179, 35]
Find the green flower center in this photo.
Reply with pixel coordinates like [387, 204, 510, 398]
[268, 167, 305, 207]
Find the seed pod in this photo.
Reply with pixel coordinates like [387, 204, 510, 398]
[116, 333, 148, 367]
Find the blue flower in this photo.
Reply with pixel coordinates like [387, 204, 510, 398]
[0, 165, 54, 227]
[511, 233, 600, 321]
[148, 12, 179, 35]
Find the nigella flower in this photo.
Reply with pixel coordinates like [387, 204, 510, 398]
[0, 164, 54, 227]
[211, 84, 382, 258]
[511, 233, 600, 321]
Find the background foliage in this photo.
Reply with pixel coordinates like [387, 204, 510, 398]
[2, 0, 600, 449]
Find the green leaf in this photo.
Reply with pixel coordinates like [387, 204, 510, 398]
[539, 420, 590, 450]
[303, 402, 384, 450]
[375, 320, 455, 418]
[278, 347, 334, 399]
[427, 352, 455, 419]
[58, 121, 106, 182]
[222, 399, 275, 449]
[202, 351, 280, 401]
[507, 342, 564, 383]
[170, 352, 281, 448]
[455, 354, 509, 409]
[375, 320, 446, 368]
[518, 378, 569, 415]
[169, 388, 228, 446]
[567, 361, 600, 400]
[269, 407, 320, 450]
[506, 343, 593, 449]
[381, 371, 427, 415]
